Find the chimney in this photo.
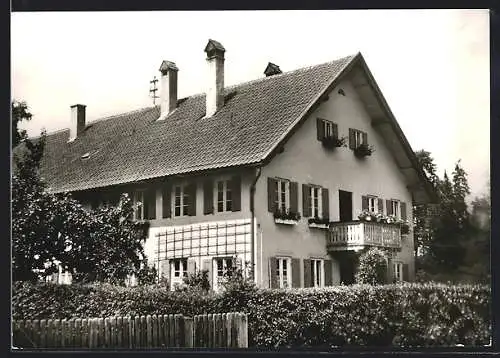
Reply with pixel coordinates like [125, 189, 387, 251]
[264, 62, 282, 77]
[204, 39, 225, 117]
[159, 60, 179, 119]
[68, 104, 86, 142]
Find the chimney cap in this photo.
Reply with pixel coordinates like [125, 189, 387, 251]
[205, 39, 225, 59]
[70, 104, 87, 108]
[264, 62, 282, 77]
[159, 60, 179, 73]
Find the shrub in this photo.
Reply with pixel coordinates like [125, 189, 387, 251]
[355, 248, 388, 285]
[12, 281, 490, 347]
[181, 269, 211, 293]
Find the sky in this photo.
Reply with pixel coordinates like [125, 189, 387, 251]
[11, 10, 490, 199]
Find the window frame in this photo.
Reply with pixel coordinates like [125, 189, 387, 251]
[213, 257, 234, 291]
[214, 177, 233, 213]
[367, 195, 378, 212]
[310, 185, 323, 218]
[393, 261, 404, 282]
[172, 183, 190, 217]
[391, 199, 401, 219]
[353, 129, 366, 148]
[276, 257, 292, 289]
[275, 179, 291, 213]
[170, 258, 188, 290]
[311, 258, 325, 288]
[133, 189, 146, 220]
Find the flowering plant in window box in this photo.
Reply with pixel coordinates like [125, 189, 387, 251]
[354, 144, 374, 158]
[358, 210, 382, 222]
[273, 209, 301, 225]
[321, 136, 347, 150]
[308, 216, 330, 229]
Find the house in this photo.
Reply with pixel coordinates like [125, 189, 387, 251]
[38, 39, 435, 289]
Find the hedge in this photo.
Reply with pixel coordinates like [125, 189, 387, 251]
[12, 282, 490, 347]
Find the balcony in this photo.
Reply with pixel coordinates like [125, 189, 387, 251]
[327, 221, 402, 251]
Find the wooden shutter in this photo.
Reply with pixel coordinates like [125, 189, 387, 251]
[348, 128, 356, 149]
[202, 259, 213, 288]
[186, 183, 197, 216]
[289, 181, 298, 213]
[324, 260, 333, 286]
[377, 198, 384, 214]
[403, 264, 409, 282]
[231, 175, 242, 212]
[162, 185, 172, 218]
[362, 131, 368, 145]
[268, 178, 278, 212]
[160, 260, 171, 283]
[145, 188, 157, 220]
[203, 179, 214, 215]
[269, 257, 278, 288]
[401, 202, 407, 221]
[361, 195, 368, 210]
[332, 123, 338, 139]
[386, 200, 393, 215]
[322, 188, 329, 219]
[303, 259, 312, 288]
[302, 184, 312, 217]
[187, 258, 197, 275]
[292, 258, 301, 288]
[316, 118, 324, 140]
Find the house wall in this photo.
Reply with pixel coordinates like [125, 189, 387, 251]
[254, 77, 415, 288]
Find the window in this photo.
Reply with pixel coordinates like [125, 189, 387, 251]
[323, 120, 335, 138]
[317, 118, 338, 140]
[310, 186, 323, 218]
[354, 130, 365, 147]
[391, 200, 400, 218]
[311, 259, 324, 288]
[134, 190, 145, 220]
[367, 196, 378, 212]
[393, 262, 403, 282]
[215, 180, 232, 212]
[173, 185, 190, 217]
[213, 257, 233, 291]
[276, 257, 291, 288]
[170, 258, 188, 289]
[275, 179, 290, 212]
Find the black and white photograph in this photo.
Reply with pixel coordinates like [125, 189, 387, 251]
[11, 9, 491, 350]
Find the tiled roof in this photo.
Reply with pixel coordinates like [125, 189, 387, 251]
[38, 54, 356, 193]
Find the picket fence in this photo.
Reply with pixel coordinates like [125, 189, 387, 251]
[12, 312, 248, 349]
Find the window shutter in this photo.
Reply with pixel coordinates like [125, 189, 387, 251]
[333, 123, 338, 139]
[302, 184, 311, 217]
[349, 128, 356, 149]
[324, 260, 333, 286]
[361, 195, 368, 210]
[203, 179, 214, 215]
[202, 259, 213, 288]
[145, 188, 157, 220]
[316, 118, 324, 140]
[162, 185, 172, 218]
[403, 264, 409, 282]
[289, 181, 298, 214]
[401, 202, 407, 221]
[303, 259, 312, 288]
[187, 258, 197, 275]
[378, 198, 384, 214]
[269, 257, 278, 288]
[267, 178, 278, 212]
[386, 200, 393, 215]
[292, 258, 301, 288]
[160, 259, 171, 284]
[187, 183, 197, 216]
[362, 131, 368, 145]
[322, 188, 329, 219]
[231, 175, 242, 212]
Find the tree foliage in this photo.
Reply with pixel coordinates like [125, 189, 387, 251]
[355, 248, 388, 285]
[12, 100, 33, 149]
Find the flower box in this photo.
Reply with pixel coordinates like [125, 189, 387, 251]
[354, 144, 374, 158]
[274, 218, 299, 225]
[321, 136, 347, 150]
[308, 222, 329, 229]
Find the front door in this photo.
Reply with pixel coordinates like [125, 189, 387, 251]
[339, 190, 353, 222]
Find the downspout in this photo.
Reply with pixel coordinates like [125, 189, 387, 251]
[250, 166, 262, 283]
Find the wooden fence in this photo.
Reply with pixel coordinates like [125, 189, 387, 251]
[12, 312, 248, 349]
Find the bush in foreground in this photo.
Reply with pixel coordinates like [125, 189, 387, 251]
[12, 281, 490, 347]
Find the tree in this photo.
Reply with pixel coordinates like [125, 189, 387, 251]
[12, 100, 33, 149]
[355, 248, 387, 285]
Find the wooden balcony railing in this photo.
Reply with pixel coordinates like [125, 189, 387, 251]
[327, 221, 402, 251]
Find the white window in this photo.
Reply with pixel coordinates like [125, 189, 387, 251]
[215, 180, 232, 212]
[367, 196, 378, 212]
[170, 258, 188, 290]
[391, 200, 400, 219]
[353, 129, 366, 147]
[213, 257, 233, 291]
[310, 186, 323, 218]
[173, 185, 190, 217]
[311, 259, 324, 288]
[275, 179, 290, 212]
[393, 262, 404, 282]
[134, 190, 145, 220]
[276, 257, 292, 289]
[323, 120, 334, 137]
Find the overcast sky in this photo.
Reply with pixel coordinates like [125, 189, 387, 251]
[11, 9, 489, 199]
